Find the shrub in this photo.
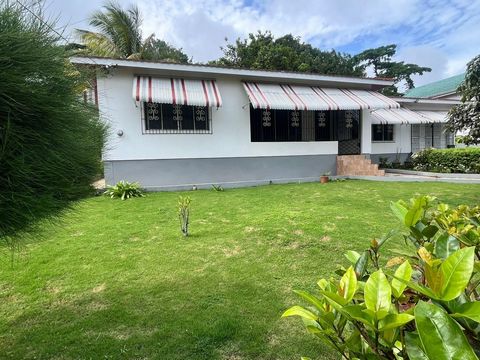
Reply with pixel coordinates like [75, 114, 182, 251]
[104, 181, 144, 200]
[411, 148, 480, 173]
[178, 196, 191, 237]
[283, 195, 480, 359]
[0, 3, 107, 240]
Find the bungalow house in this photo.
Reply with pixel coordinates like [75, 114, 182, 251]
[72, 56, 457, 190]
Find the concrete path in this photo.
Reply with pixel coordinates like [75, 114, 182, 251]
[336, 170, 480, 184]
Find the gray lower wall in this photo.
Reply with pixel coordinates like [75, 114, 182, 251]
[370, 153, 411, 164]
[104, 155, 336, 191]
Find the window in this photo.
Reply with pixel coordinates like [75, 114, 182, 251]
[142, 102, 211, 134]
[372, 124, 394, 142]
[250, 107, 341, 142]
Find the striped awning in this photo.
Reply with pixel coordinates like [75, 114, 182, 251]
[370, 108, 447, 125]
[416, 111, 449, 123]
[243, 82, 399, 111]
[133, 76, 222, 107]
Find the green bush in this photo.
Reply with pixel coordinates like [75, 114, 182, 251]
[104, 181, 144, 200]
[284, 195, 480, 359]
[412, 148, 480, 173]
[0, 4, 107, 239]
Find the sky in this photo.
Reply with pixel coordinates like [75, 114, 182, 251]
[43, 0, 480, 87]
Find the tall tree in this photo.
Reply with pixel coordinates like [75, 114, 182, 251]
[446, 54, 480, 145]
[354, 44, 431, 95]
[211, 31, 364, 76]
[77, 1, 189, 63]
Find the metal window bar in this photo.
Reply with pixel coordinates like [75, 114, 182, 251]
[141, 102, 212, 134]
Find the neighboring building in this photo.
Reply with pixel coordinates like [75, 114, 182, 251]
[404, 73, 464, 100]
[72, 57, 457, 190]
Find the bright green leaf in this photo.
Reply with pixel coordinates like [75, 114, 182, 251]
[282, 305, 317, 321]
[364, 270, 391, 314]
[293, 290, 324, 311]
[391, 275, 439, 299]
[390, 200, 408, 224]
[338, 266, 357, 302]
[405, 332, 429, 360]
[415, 301, 478, 360]
[319, 290, 347, 310]
[440, 246, 475, 301]
[344, 250, 361, 264]
[435, 234, 460, 259]
[391, 260, 412, 299]
[378, 313, 415, 331]
[451, 301, 480, 323]
[341, 305, 374, 328]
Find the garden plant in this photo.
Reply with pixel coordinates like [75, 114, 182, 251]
[104, 181, 145, 200]
[284, 195, 480, 359]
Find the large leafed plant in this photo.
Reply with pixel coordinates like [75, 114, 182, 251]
[283, 195, 480, 359]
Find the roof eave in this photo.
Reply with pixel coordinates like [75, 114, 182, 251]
[70, 56, 394, 89]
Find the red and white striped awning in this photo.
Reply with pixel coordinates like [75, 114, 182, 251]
[133, 76, 222, 107]
[370, 108, 448, 125]
[243, 82, 399, 111]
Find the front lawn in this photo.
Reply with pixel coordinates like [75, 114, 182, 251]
[1, 180, 479, 359]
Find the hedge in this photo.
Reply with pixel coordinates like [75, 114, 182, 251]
[411, 148, 480, 173]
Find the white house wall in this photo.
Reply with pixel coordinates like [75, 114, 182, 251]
[99, 69, 338, 161]
[372, 126, 412, 163]
[98, 68, 338, 189]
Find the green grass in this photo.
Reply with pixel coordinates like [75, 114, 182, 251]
[1, 180, 479, 359]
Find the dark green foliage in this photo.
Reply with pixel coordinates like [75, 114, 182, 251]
[211, 31, 364, 76]
[354, 44, 431, 95]
[412, 148, 480, 173]
[0, 3, 107, 239]
[104, 181, 145, 200]
[446, 54, 480, 145]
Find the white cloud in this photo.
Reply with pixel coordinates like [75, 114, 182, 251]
[48, 0, 480, 83]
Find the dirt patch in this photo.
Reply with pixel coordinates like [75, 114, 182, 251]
[320, 235, 331, 242]
[92, 283, 106, 293]
[223, 245, 242, 258]
[293, 229, 304, 236]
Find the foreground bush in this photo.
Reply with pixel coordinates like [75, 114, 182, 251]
[0, 4, 107, 239]
[412, 148, 480, 173]
[284, 195, 480, 359]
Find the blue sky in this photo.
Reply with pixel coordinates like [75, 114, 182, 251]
[44, 0, 480, 87]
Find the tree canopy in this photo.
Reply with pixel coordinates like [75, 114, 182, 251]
[354, 44, 431, 95]
[446, 54, 480, 144]
[77, 1, 189, 63]
[212, 33, 431, 95]
[211, 32, 364, 77]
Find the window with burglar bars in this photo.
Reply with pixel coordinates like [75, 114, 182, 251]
[250, 107, 359, 142]
[372, 124, 394, 142]
[142, 102, 212, 134]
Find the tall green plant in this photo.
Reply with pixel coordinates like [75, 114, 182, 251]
[284, 196, 480, 359]
[0, 3, 107, 241]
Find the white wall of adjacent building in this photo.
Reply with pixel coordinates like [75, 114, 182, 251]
[370, 124, 412, 155]
[98, 68, 338, 161]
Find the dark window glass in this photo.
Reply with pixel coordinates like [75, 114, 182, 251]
[250, 107, 342, 142]
[143, 103, 210, 133]
[372, 124, 394, 141]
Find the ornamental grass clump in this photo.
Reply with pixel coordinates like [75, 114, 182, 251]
[284, 195, 480, 360]
[104, 181, 144, 200]
[0, 3, 107, 241]
[178, 196, 191, 237]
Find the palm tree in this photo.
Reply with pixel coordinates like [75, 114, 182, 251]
[77, 1, 189, 63]
[77, 1, 145, 59]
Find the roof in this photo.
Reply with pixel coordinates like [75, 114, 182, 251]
[70, 56, 394, 90]
[404, 73, 465, 98]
